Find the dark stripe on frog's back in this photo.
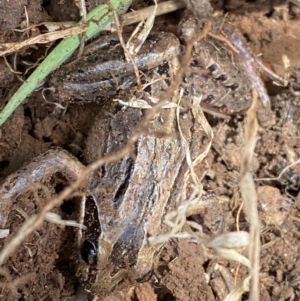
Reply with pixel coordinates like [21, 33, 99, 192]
[82, 195, 101, 241]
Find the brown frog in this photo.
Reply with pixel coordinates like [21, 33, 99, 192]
[77, 107, 189, 294]
[49, 17, 253, 114]
[0, 12, 257, 298]
[75, 39, 192, 293]
[0, 32, 192, 295]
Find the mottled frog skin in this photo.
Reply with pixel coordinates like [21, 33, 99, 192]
[50, 8, 254, 296]
[77, 106, 188, 294]
[0, 1, 258, 298]
[50, 17, 252, 114]
[50, 32, 180, 103]
[179, 16, 252, 114]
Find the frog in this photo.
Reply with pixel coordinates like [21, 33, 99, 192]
[0, 29, 192, 296]
[49, 16, 253, 114]
[0, 9, 258, 299]
[74, 36, 191, 293]
[77, 107, 189, 294]
[61, 12, 254, 294]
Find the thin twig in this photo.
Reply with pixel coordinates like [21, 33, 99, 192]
[239, 88, 260, 301]
[111, 6, 141, 87]
[208, 32, 239, 53]
[77, 0, 87, 58]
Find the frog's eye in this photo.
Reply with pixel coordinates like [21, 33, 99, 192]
[81, 238, 98, 265]
[208, 63, 218, 73]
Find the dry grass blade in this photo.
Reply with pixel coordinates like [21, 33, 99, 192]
[257, 158, 300, 182]
[111, 7, 141, 87]
[45, 212, 87, 229]
[113, 98, 180, 109]
[208, 32, 240, 53]
[125, 0, 157, 56]
[119, 0, 185, 27]
[177, 94, 209, 190]
[0, 25, 87, 56]
[13, 21, 77, 33]
[224, 276, 251, 301]
[239, 88, 260, 301]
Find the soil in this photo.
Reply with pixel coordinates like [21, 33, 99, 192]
[1, 0, 300, 300]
